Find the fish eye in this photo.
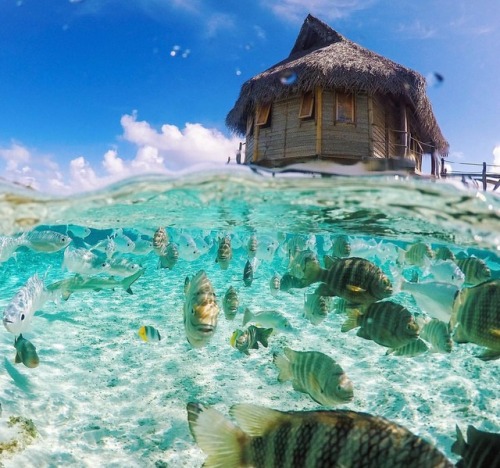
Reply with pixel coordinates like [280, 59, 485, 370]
[21, 314, 25, 321]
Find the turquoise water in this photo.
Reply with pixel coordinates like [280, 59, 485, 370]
[0, 168, 499, 467]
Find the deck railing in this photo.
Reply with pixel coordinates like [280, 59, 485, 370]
[440, 159, 500, 191]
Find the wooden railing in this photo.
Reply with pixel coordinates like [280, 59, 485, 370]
[440, 159, 500, 192]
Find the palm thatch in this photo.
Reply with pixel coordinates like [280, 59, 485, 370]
[226, 14, 448, 154]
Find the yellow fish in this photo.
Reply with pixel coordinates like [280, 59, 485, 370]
[138, 325, 161, 342]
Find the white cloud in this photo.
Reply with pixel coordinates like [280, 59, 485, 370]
[396, 19, 437, 40]
[0, 114, 241, 194]
[205, 13, 235, 38]
[102, 149, 125, 175]
[0, 142, 31, 171]
[492, 145, 500, 174]
[264, 0, 375, 23]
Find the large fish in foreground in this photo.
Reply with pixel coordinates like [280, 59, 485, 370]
[273, 347, 353, 406]
[183, 270, 219, 348]
[3, 274, 50, 335]
[450, 279, 500, 360]
[187, 402, 453, 468]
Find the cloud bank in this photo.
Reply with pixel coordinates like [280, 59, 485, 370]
[0, 113, 241, 194]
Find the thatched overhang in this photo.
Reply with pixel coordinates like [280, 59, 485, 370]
[226, 14, 448, 155]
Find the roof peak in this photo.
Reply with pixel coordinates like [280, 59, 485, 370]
[289, 14, 344, 57]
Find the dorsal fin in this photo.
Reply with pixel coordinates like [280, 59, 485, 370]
[230, 404, 287, 436]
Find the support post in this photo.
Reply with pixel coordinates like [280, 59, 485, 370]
[315, 87, 323, 156]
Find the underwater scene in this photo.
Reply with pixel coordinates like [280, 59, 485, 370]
[0, 169, 499, 467]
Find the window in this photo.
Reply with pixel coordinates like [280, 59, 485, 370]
[255, 103, 271, 127]
[335, 92, 355, 123]
[246, 115, 254, 136]
[299, 91, 315, 119]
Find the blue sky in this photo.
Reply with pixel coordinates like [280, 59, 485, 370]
[0, 0, 499, 193]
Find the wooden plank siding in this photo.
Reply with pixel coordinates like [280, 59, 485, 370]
[246, 90, 427, 167]
[321, 90, 370, 159]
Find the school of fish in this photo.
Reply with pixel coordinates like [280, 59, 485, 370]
[1, 225, 499, 466]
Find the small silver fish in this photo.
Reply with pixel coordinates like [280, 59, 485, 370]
[242, 308, 292, 332]
[3, 274, 50, 335]
[21, 229, 72, 253]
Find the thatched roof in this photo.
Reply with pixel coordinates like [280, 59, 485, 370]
[226, 14, 448, 154]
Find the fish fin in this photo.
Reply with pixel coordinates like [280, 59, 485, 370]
[346, 284, 365, 293]
[451, 425, 466, 456]
[256, 328, 273, 348]
[242, 308, 252, 326]
[385, 348, 395, 355]
[490, 328, 500, 338]
[273, 353, 292, 382]
[341, 309, 361, 332]
[356, 327, 371, 340]
[452, 324, 469, 344]
[15, 352, 21, 364]
[230, 404, 286, 437]
[250, 341, 259, 350]
[62, 291, 72, 301]
[477, 349, 500, 361]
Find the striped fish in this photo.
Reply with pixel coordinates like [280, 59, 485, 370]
[403, 242, 434, 267]
[247, 234, 258, 258]
[158, 242, 179, 270]
[434, 246, 456, 261]
[303, 293, 331, 325]
[341, 300, 419, 350]
[273, 347, 353, 406]
[456, 257, 491, 285]
[420, 318, 453, 353]
[187, 403, 454, 468]
[215, 236, 232, 270]
[183, 270, 219, 348]
[243, 260, 253, 287]
[330, 235, 351, 258]
[223, 286, 239, 320]
[269, 273, 281, 297]
[451, 279, 500, 360]
[152, 227, 168, 256]
[14, 334, 40, 368]
[452, 424, 500, 468]
[316, 257, 393, 305]
[230, 325, 272, 355]
[386, 338, 429, 357]
[138, 325, 161, 342]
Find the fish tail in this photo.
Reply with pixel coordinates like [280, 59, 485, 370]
[272, 352, 292, 382]
[186, 402, 244, 468]
[256, 328, 273, 348]
[341, 308, 361, 332]
[121, 268, 144, 294]
[242, 308, 253, 326]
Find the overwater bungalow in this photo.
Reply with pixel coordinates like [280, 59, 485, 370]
[226, 14, 448, 175]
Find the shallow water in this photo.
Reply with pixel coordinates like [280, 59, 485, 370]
[0, 168, 499, 467]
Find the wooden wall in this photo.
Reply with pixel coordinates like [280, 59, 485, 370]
[246, 89, 424, 165]
[321, 90, 370, 159]
[254, 97, 316, 163]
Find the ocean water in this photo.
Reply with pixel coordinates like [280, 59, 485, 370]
[0, 168, 499, 467]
